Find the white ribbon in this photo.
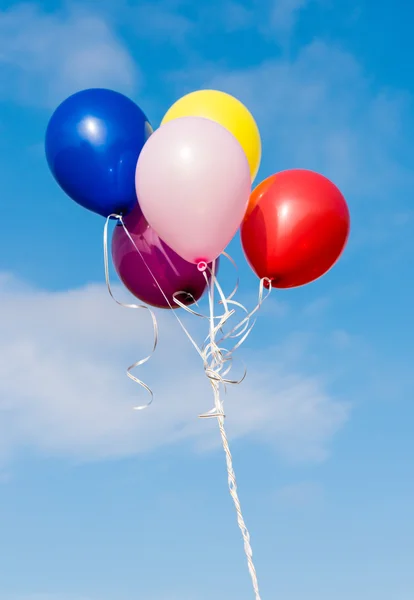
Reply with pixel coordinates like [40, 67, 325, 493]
[103, 215, 271, 599]
[103, 215, 158, 410]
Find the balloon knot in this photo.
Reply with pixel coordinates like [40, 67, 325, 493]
[197, 261, 207, 272]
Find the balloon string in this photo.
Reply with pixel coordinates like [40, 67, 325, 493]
[196, 269, 271, 417]
[104, 215, 271, 600]
[213, 383, 262, 600]
[202, 262, 263, 600]
[108, 214, 206, 359]
[103, 216, 158, 410]
[105, 213, 271, 403]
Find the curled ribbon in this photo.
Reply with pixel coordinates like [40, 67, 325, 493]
[103, 215, 271, 600]
[174, 259, 271, 417]
[175, 259, 270, 600]
[103, 215, 159, 410]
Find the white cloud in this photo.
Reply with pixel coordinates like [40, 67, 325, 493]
[6, 595, 193, 600]
[93, 0, 309, 42]
[166, 39, 413, 202]
[125, 1, 193, 41]
[0, 3, 139, 107]
[268, 0, 312, 37]
[0, 273, 348, 465]
[273, 481, 324, 507]
[5, 596, 92, 600]
[219, 1, 254, 31]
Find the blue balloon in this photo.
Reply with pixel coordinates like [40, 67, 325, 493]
[45, 88, 153, 218]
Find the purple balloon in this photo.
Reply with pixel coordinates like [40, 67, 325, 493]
[112, 204, 218, 309]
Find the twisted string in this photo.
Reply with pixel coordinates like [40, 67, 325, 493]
[201, 262, 266, 600]
[213, 381, 261, 600]
[175, 259, 271, 598]
[104, 215, 271, 599]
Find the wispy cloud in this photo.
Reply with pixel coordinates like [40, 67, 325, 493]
[0, 273, 348, 465]
[0, 593, 91, 600]
[125, 1, 193, 42]
[89, 0, 309, 41]
[4, 593, 197, 600]
[166, 39, 414, 201]
[0, 3, 139, 107]
[273, 480, 324, 507]
[5, 596, 93, 600]
[268, 0, 312, 37]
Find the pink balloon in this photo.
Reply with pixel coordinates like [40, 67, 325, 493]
[135, 116, 251, 266]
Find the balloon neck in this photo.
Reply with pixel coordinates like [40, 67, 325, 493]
[263, 277, 274, 289]
[197, 260, 208, 272]
[108, 213, 123, 223]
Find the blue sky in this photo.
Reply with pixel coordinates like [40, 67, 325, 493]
[0, 0, 414, 599]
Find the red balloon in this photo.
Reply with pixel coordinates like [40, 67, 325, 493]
[241, 169, 350, 288]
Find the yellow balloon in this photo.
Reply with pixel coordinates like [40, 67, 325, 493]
[161, 89, 261, 182]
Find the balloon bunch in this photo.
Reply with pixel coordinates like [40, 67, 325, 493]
[45, 87, 350, 599]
